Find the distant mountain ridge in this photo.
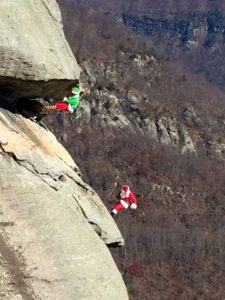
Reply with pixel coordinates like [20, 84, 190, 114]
[60, 0, 225, 89]
[60, 0, 225, 15]
[120, 10, 225, 89]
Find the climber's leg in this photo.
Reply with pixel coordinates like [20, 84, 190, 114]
[111, 202, 127, 215]
[55, 102, 69, 111]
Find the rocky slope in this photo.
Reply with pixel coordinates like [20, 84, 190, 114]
[0, 1, 128, 299]
[57, 1, 225, 159]
[55, 55, 225, 159]
[78, 58, 197, 154]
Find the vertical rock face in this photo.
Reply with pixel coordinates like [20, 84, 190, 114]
[0, 108, 128, 300]
[0, 1, 128, 299]
[0, 0, 80, 98]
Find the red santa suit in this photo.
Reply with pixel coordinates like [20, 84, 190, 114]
[111, 185, 137, 215]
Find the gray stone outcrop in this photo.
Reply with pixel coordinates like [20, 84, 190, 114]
[179, 126, 196, 154]
[145, 118, 158, 140]
[156, 119, 171, 145]
[0, 0, 80, 98]
[183, 106, 200, 125]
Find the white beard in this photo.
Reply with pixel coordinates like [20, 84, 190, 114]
[120, 189, 130, 198]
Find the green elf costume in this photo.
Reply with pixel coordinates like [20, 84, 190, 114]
[42, 85, 80, 113]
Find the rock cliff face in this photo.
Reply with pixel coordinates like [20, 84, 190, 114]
[0, 0, 80, 99]
[0, 109, 127, 299]
[0, 1, 128, 299]
[77, 59, 196, 154]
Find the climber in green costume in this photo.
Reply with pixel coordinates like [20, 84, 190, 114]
[42, 81, 81, 113]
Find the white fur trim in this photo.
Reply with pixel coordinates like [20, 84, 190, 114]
[130, 203, 137, 209]
[68, 104, 74, 113]
[120, 199, 129, 209]
[72, 91, 80, 95]
[112, 209, 117, 214]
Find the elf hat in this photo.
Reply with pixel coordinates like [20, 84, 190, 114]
[72, 86, 80, 95]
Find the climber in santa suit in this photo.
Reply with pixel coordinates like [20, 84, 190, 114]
[41, 80, 81, 114]
[111, 185, 137, 216]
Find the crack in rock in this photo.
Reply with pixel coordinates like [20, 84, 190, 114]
[0, 150, 59, 191]
[72, 193, 104, 237]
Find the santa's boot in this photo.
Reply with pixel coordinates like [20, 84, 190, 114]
[110, 209, 117, 218]
[41, 104, 57, 114]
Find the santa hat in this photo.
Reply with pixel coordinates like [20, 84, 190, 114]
[122, 185, 129, 192]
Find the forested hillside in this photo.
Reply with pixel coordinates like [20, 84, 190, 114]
[52, 1, 225, 299]
[60, 0, 225, 90]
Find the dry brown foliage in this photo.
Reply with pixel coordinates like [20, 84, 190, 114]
[50, 2, 225, 298]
